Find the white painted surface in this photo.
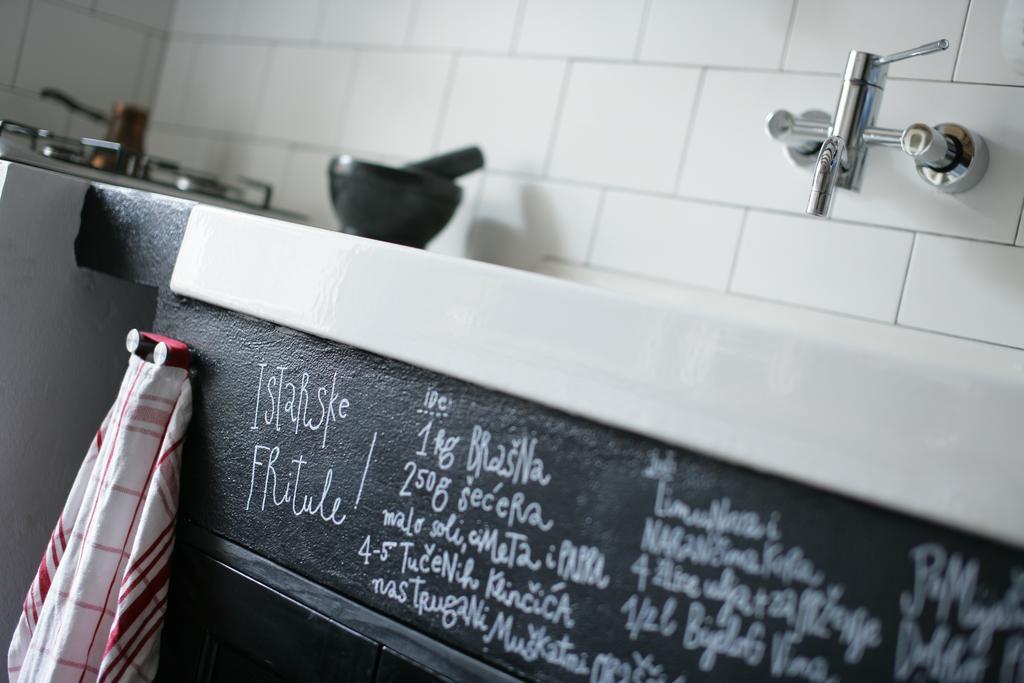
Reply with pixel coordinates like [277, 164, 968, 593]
[0, 161, 157, 660]
[172, 204, 1024, 551]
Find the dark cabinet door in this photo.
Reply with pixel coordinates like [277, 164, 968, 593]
[374, 648, 451, 683]
[158, 544, 379, 682]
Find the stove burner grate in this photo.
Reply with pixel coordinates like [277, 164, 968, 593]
[0, 119, 274, 211]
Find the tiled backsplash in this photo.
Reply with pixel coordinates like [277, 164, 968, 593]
[4, 0, 1024, 352]
[0, 0, 174, 135]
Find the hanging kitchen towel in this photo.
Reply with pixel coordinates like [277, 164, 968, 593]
[8, 352, 192, 683]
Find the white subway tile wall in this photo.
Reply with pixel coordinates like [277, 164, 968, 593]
[135, 35, 167, 106]
[469, 174, 602, 269]
[784, 0, 968, 81]
[591, 192, 744, 290]
[145, 127, 223, 171]
[0, 0, 174, 136]
[338, 50, 452, 157]
[679, 70, 835, 212]
[237, 0, 321, 41]
[438, 55, 565, 174]
[830, 79, 1024, 243]
[0, 0, 32, 87]
[0, 86, 70, 133]
[278, 147, 339, 229]
[424, 171, 483, 257]
[150, 38, 194, 125]
[186, 42, 270, 132]
[730, 212, 914, 322]
[899, 235, 1024, 348]
[208, 138, 289, 196]
[957, 0, 1024, 86]
[0, 0, 173, 141]
[549, 62, 700, 191]
[410, 0, 520, 52]
[516, 0, 647, 60]
[256, 46, 355, 145]
[16, 2, 149, 105]
[318, 0, 414, 47]
[640, 0, 794, 69]
[172, 0, 239, 36]
[1, 0, 1022, 353]
[95, 0, 176, 32]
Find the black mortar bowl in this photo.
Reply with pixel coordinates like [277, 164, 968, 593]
[327, 146, 484, 248]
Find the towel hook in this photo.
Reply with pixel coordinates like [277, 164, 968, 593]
[126, 329, 191, 370]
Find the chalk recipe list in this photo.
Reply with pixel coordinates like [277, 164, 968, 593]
[226, 356, 1024, 683]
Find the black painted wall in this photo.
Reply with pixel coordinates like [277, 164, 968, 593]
[155, 291, 1024, 683]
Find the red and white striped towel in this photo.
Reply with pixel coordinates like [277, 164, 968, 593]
[9, 353, 192, 683]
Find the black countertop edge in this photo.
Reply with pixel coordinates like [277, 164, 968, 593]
[76, 182, 196, 289]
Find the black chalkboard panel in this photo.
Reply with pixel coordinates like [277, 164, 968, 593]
[156, 292, 1024, 683]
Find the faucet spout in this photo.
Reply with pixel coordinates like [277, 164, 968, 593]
[807, 136, 846, 217]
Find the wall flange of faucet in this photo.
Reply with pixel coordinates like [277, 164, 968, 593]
[904, 122, 988, 193]
[765, 40, 989, 218]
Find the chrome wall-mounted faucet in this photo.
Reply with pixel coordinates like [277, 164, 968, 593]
[766, 40, 989, 218]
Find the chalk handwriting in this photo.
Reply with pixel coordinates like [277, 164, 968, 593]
[246, 444, 347, 525]
[251, 364, 349, 448]
[895, 543, 1024, 683]
[236, 367, 1024, 683]
[457, 482, 554, 532]
[466, 425, 552, 488]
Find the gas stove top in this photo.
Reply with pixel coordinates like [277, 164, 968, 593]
[0, 120, 304, 220]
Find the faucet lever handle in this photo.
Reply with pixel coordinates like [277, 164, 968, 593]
[874, 39, 949, 65]
[765, 109, 831, 145]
